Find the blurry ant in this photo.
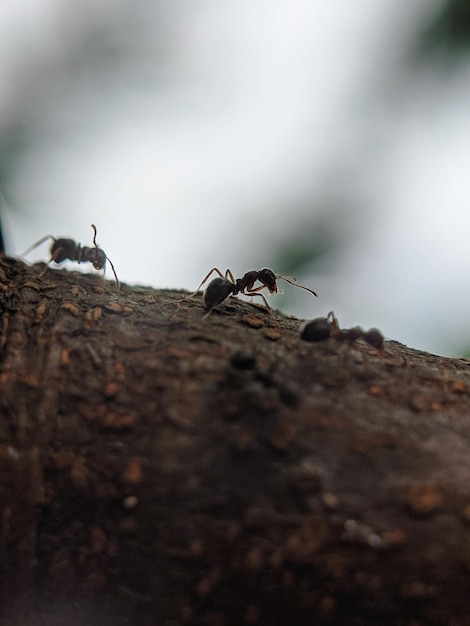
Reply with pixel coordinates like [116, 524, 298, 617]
[190, 267, 317, 316]
[300, 311, 340, 341]
[22, 224, 119, 289]
[300, 311, 384, 351]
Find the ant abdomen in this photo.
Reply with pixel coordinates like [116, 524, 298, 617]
[204, 277, 235, 310]
[50, 239, 77, 264]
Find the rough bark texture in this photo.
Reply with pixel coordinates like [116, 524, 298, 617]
[1, 256, 470, 625]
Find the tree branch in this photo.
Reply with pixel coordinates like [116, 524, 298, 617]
[1, 257, 470, 625]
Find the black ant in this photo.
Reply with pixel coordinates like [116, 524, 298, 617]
[300, 311, 384, 351]
[22, 224, 119, 289]
[190, 267, 317, 316]
[300, 311, 340, 341]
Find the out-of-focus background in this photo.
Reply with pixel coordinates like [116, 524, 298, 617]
[0, 0, 469, 356]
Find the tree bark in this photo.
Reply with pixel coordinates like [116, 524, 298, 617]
[1, 256, 470, 625]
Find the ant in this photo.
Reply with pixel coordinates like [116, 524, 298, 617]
[300, 311, 384, 351]
[190, 267, 317, 316]
[300, 311, 340, 341]
[22, 224, 119, 289]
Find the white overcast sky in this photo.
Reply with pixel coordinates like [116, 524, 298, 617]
[2, 0, 470, 356]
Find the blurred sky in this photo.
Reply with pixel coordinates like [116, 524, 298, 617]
[1, 0, 470, 356]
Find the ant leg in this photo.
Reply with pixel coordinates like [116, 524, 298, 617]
[244, 290, 272, 313]
[21, 235, 55, 258]
[39, 246, 64, 277]
[202, 308, 215, 320]
[244, 284, 268, 294]
[224, 268, 236, 284]
[189, 268, 226, 297]
[326, 311, 340, 333]
[276, 274, 317, 297]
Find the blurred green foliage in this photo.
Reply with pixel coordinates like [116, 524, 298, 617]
[0, 124, 30, 202]
[270, 231, 335, 277]
[266, 215, 341, 310]
[418, 0, 470, 56]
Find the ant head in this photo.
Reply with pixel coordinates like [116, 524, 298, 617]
[87, 224, 105, 268]
[89, 224, 120, 289]
[257, 268, 278, 293]
[86, 247, 107, 271]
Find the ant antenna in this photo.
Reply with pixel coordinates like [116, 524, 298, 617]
[106, 256, 120, 290]
[276, 274, 317, 297]
[91, 224, 120, 290]
[91, 224, 98, 247]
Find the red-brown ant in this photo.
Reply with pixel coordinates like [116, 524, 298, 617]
[190, 267, 317, 315]
[22, 224, 119, 289]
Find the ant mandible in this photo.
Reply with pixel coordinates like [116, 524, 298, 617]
[22, 224, 119, 289]
[190, 267, 317, 315]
